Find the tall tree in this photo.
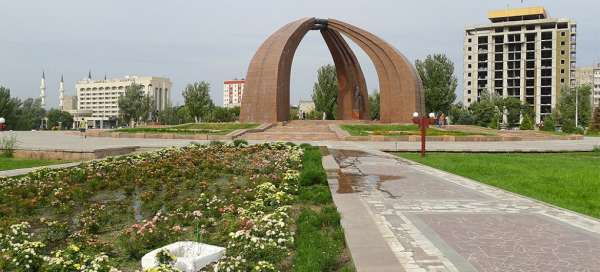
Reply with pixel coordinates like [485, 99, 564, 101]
[0, 86, 20, 130]
[183, 81, 214, 123]
[15, 98, 45, 131]
[369, 90, 380, 120]
[46, 109, 73, 129]
[415, 54, 458, 114]
[312, 64, 338, 120]
[557, 84, 592, 132]
[118, 84, 145, 127]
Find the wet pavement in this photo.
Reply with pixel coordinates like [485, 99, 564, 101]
[328, 149, 600, 272]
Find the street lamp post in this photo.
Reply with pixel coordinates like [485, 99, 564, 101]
[412, 112, 436, 157]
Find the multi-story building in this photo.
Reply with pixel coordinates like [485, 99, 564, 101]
[463, 7, 577, 123]
[223, 79, 244, 108]
[75, 75, 172, 128]
[575, 64, 600, 108]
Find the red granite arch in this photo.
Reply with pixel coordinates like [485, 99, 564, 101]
[240, 17, 424, 123]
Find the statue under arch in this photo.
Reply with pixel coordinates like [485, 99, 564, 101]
[240, 17, 424, 123]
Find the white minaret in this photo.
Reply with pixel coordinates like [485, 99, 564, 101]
[40, 71, 46, 107]
[59, 74, 65, 110]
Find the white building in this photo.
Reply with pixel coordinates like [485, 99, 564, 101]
[75, 74, 172, 128]
[297, 100, 315, 119]
[463, 7, 577, 123]
[223, 79, 244, 108]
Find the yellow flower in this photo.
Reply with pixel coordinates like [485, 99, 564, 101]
[68, 244, 80, 252]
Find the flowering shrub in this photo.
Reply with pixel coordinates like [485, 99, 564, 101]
[0, 222, 45, 271]
[43, 244, 116, 272]
[0, 142, 315, 270]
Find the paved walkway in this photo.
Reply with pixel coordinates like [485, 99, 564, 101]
[0, 162, 81, 177]
[325, 149, 600, 272]
[3, 131, 600, 152]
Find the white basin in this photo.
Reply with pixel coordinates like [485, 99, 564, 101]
[141, 241, 226, 272]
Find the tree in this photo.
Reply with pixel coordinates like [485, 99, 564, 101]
[369, 90, 380, 120]
[556, 84, 592, 132]
[312, 64, 338, 120]
[183, 81, 214, 123]
[209, 106, 236, 122]
[47, 109, 73, 129]
[448, 103, 475, 125]
[157, 104, 181, 125]
[415, 54, 458, 115]
[589, 107, 600, 132]
[140, 94, 155, 123]
[469, 93, 498, 127]
[520, 114, 534, 130]
[118, 84, 145, 127]
[15, 98, 45, 131]
[0, 86, 20, 130]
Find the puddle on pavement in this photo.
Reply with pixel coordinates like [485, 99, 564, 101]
[330, 149, 371, 164]
[337, 169, 363, 193]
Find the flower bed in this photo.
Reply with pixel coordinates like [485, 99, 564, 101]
[0, 142, 352, 271]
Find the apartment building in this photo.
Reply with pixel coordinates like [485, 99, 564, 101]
[575, 64, 600, 108]
[223, 79, 245, 108]
[464, 7, 576, 123]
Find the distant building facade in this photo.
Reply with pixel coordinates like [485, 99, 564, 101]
[463, 7, 577, 123]
[223, 79, 244, 108]
[574, 64, 600, 108]
[297, 100, 315, 119]
[75, 75, 172, 128]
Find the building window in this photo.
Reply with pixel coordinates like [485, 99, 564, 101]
[561, 69, 565, 74]
[468, 64, 472, 69]
[468, 81, 472, 86]
[468, 73, 472, 77]
[468, 38, 472, 43]
[467, 98, 472, 103]
[468, 47, 472, 51]
[467, 90, 471, 94]
[561, 50, 565, 55]
[561, 41, 565, 46]
[561, 32, 566, 37]
[561, 78, 565, 83]
[561, 60, 565, 64]
[468, 56, 472, 60]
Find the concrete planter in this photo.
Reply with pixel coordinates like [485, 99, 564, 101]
[141, 241, 225, 272]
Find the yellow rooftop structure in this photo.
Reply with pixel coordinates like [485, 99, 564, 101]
[488, 6, 548, 22]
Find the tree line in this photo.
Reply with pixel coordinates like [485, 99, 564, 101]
[118, 81, 240, 127]
[308, 54, 598, 134]
[0, 86, 73, 130]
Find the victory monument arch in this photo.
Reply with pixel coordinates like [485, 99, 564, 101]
[240, 18, 425, 123]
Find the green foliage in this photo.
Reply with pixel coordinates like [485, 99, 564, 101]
[0, 133, 17, 157]
[501, 97, 522, 127]
[589, 107, 600, 132]
[118, 84, 146, 126]
[520, 114, 534, 130]
[415, 54, 458, 114]
[312, 64, 338, 120]
[557, 85, 593, 130]
[448, 103, 475, 125]
[293, 206, 344, 272]
[341, 124, 489, 136]
[369, 90, 380, 120]
[299, 147, 326, 186]
[0, 86, 20, 130]
[541, 115, 556, 132]
[15, 98, 46, 131]
[207, 106, 240, 122]
[233, 139, 249, 147]
[0, 157, 63, 171]
[183, 81, 214, 123]
[469, 97, 498, 127]
[298, 185, 331, 204]
[47, 109, 74, 129]
[488, 113, 499, 129]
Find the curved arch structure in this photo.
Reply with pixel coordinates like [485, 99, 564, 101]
[240, 17, 424, 123]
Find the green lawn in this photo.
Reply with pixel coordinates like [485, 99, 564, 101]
[114, 123, 258, 135]
[341, 124, 489, 137]
[396, 152, 600, 218]
[0, 157, 66, 171]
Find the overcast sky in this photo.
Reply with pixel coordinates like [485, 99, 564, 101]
[1, 0, 599, 108]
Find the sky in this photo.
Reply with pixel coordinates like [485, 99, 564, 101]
[1, 0, 599, 108]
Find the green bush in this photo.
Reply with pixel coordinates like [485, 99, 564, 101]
[209, 140, 224, 146]
[488, 114, 499, 129]
[520, 115, 534, 130]
[293, 208, 342, 272]
[0, 133, 17, 157]
[232, 139, 248, 147]
[542, 116, 555, 132]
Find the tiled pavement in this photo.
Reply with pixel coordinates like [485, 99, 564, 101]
[327, 149, 600, 272]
